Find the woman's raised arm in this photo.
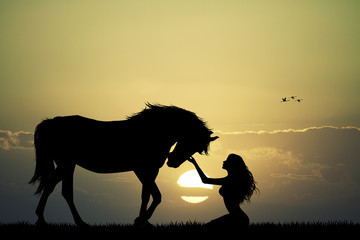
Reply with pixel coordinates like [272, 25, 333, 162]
[188, 157, 226, 185]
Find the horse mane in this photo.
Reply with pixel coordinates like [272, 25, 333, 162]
[127, 103, 208, 128]
[127, 103, 212, 154]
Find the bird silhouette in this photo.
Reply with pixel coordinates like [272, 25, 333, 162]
[281, 97, 289, 103]
[281, 96, 303, 103]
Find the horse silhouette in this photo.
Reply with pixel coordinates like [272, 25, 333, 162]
[29, 103, 218, 226]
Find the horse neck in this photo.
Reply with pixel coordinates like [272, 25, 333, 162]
[129, 111, 197, 143]
[170, 125, 197, 144]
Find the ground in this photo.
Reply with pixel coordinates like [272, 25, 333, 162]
[0, 221, 359, 238]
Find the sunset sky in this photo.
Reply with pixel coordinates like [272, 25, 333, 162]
[1, 0, 360, 224]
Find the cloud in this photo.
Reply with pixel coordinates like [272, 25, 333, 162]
[215, 125, 360, 135]
[0, 130, 33, 150]
[270, 173, 321, 181]
[211, 126, 360, 211]
[1, 125, 360, 223]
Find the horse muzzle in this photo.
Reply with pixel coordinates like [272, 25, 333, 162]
[167, 160, 179, 168]
[167, 154, 184, 168]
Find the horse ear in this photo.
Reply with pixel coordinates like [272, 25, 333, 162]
[210, 136, 219, 141]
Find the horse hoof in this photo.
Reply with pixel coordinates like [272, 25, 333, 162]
[76, 221, 90, 228]
[36, 218, 47, 227]
[134, 217, 154, 229]
[134, 217, 145, 226]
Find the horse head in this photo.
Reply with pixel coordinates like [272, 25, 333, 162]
[167, 131, 218, 168]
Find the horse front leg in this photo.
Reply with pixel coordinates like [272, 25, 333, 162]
[144, 183, 161, 219]
[134, 169, 161, 226]
[138, 182, 161, 221]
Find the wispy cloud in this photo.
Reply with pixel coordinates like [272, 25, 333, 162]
[214, 126, 360, 135]
[270, 173, 322, 181]
[1, 125, 360, 222]
[211, 125, 360, 210]
[214, 125, 360, 135]
[0, 130, 33, 150]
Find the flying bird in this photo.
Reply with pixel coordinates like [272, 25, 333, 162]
[281, 96, 303, 103]
[281, 97, 289, 103]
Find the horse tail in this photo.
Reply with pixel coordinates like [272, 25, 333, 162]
[29, 118, 55, 195]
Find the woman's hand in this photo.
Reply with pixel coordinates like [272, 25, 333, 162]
[188, 156, 226, 186]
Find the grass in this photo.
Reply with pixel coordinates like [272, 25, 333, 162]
[1, 221, 359, 237]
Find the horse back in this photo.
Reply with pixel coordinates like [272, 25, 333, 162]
[50, 115, 130, 140]
[39, 115, 139, 172]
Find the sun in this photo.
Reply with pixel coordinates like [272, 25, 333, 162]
[177, 170, 213, 189]
[177, 170, 213, 204]
[181, 196, 209, 204]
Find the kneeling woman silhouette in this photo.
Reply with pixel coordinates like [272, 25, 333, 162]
[188, 154, 258, 228]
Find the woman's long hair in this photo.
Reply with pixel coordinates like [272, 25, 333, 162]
[226, 153, 259, 203]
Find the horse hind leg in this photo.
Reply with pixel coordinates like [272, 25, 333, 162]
[35, 167, 62, 226]
[61, 164, 88, 227]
